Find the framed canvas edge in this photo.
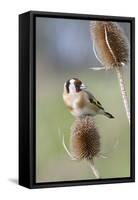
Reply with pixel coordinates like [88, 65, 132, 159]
[19, 12, 31, 188]
[19, 11, 135, 189]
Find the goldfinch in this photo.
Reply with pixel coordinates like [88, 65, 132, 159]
[63, 78, 114, 119]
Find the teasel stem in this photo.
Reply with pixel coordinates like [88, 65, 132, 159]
[115, 66, 130, 124]
[88, 159, 100, 179]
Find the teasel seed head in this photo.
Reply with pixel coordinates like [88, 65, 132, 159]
[90, 21, 129, 70]
[70, 116, 100, 160]
[90, 21, 130, 124]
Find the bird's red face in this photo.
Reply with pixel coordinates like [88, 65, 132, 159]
[65, 78, 86, 94]
[74, 79, 82, 92]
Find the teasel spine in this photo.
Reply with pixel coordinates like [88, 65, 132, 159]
[90, 21, 130, 124]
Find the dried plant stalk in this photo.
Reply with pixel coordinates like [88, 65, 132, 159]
[116, 67, 130, 124]
[88, 159, 100, 179]
[90, 21, 130, 124]
[70, 116, 100, 178]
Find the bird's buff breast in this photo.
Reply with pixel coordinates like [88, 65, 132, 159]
[63, 93, 97, 117]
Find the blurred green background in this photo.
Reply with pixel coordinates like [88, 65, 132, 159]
[36, 18, 130, 183]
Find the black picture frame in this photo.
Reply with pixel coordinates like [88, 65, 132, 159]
[19, 11, 135, 189]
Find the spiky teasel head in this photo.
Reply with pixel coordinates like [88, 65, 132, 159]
[90, 21, 130, 124]
[70, 116, 100, 161]
[90, 21, 129, 70]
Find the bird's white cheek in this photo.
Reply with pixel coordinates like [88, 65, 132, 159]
[69, 84, 76, 94]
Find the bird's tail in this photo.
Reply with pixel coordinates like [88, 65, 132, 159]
[104, 111, 114, 119]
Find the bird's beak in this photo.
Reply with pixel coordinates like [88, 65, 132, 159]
[80, 83, 87, 89]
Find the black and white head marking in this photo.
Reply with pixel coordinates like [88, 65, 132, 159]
[65, 78, 86, 94]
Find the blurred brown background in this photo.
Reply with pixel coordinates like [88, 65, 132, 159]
[36, 17, 130, 183]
